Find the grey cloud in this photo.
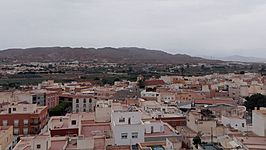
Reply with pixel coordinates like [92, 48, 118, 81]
[0, 0, 266, 57]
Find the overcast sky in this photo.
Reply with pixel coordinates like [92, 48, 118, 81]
[1, 0, 266, 57]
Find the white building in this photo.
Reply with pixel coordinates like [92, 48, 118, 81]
[252, 108, 266, 136]
[140, 90, 159, 100]
[72, 97, 97, 113]
[143, 120, 164, 134]
[95, 100, 112, 123]
[202, 85, 210, 93]
[111, 107, 145, 145]
[221, 116, 247, 132]
[158, 92, 175, 103]
[166, 137, 182, 150]
[240, 85, 249, 97]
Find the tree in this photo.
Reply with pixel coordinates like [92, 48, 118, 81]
[180, 67, 185, 76]
[239, 71, 245, 74]
[193, 135, 202, 149]
[244, 93, 266, 111]
[137, 80, 145, 89]
[49, 101, 72, 116]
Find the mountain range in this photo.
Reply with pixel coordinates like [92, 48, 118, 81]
[0, 47, 221, 64]
[217, 55, 266, 63]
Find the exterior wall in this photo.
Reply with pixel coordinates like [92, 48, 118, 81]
[112, 124, 145, 145]
[15, 93, 32, 103]
[214, 91, 229, 98]
[166, 138, 182, 150]
[221, 116, 247, 132]
[50, 128, 78, 137]
[207, 105, 246, 119]
[45, 92, 59, 109]
[229, 87, 240, 99]
[240, 85, 249, 97]
[111, 110, 145, 145]
[32, 93, 46, 106]
[0, 107, 48, 135]
[0, 126, 13, 150]
[72, 97, 97, 113]
[158, 93, 176, 103]
[111, 111, 142, 125]
[95, 101, 111, 123]
[140, 91, 159, 100]
[175, 92, 206, 102]
[31, 136, 51, 150]
[6, 104, 37, 114]
[252, 110, 266, 136]
[144, 122, 164, 134]
[187, 112, 224, 136]
[155, 117, 186, 128]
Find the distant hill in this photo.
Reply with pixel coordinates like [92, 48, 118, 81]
[216, 55, 266, 63]
[0, 47, 221, 64]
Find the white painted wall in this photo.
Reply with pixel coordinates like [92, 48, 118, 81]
[252, 110, 266, 136]
[72, 98, 96, 113]
[141, 91, 159, 98]
[111, 111, 141, 125]
[221, 116, 247, 132]
[111, 110, 144, 145]
[95, 101, 111, 123]
[112, 124, 144, 145]
[144, 121, 164, 133]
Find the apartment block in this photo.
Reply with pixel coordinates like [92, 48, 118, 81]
[0, 104, 48, 135]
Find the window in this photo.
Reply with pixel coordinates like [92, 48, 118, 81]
[13, 128, 19, 135]
[37, 144, 41, 149]
[2, 120, 7, 126]
[23, 128, 28, 135]
[242, 123, 245, 127]
[83, 108, 86, 112]
[13, 108, 16, 111]
[132, 132, 138, 138]
[71, 120, 77, 125]
[160, 125, 164, 132]
[89, 98, 92, 103]
[14, 120, 19, 127]
[83, 104, 86, 107]
[83, 99, 86, 103]
[76, 104, 79, 107]
[121, 133, 128, 139]
[76, 99, 79, 103]
[23, 120, 29, 125]
[119, 117, 125, 123]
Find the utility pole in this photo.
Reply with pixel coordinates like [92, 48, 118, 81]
[211, 127, 213, 143]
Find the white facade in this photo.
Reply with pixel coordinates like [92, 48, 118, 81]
[111, 109, 144, 145]
[31, 136, 51, 150]
[144, 121, 164, 134]
[202, 85, 210, 93]
[158, 93, 175, 103]
[141, 91, 159, 98]
[160, 76, 172, 84]
[252, 109, 266, 136]
[240, 85, 249, 97]
[95, 100, 112, 123]
[166, 138, 182, 150]
[72, 97, 97, 113]
[3, 104, 38, 114]
[221, 116, 247, 132]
